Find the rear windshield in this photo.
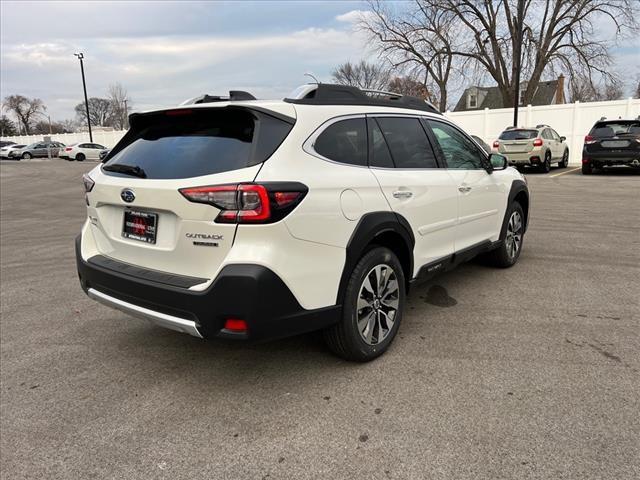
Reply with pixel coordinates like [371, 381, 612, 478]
[590, 121, 640, 137]
[499, 129, 538, 140]
[104, 108, 293, 179]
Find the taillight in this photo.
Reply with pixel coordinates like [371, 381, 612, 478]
[65, 147, 72, 151]
[533, 138, 543, 147]
[492, 140, 500, 148]
[584, 135, 596, 145]
[179, 182, 307, 224]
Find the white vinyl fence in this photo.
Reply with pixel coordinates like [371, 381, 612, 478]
[444, 97, 639, 165]
[0, 130, 127, 150]
[2, 98, 638, 165]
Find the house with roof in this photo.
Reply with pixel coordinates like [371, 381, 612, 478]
[453, 74, 566, 112]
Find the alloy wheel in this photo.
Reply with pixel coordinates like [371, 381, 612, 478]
[505, 211, 523, 260]
[356, 264, 399, 345]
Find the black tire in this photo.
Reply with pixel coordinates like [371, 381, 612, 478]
[540, 151, 551, 173]
[582, 163, 592, 175]
[483, 202, 525, 268]
[22, 152, 32, 160]
[67, 157, 75, 161]
[76, 153, 85, 162]
[559, 149, 569, 168]
[324, 246, 405, 362]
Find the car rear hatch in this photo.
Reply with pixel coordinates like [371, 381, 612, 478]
[585, 121, 640, 156]
[498, 129, 538, 153]
[86, 104, 295, 282]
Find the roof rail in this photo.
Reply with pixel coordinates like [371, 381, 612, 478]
[284, 83, 440, 114]
[535, 124, 549, 128]
[180, 90, 256, 105]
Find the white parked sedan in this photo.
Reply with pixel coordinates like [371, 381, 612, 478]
[0, 144, 27, 159]
[61, 142, 108, 161]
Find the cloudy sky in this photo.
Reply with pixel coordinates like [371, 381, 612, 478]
[1, 0, 638, 123]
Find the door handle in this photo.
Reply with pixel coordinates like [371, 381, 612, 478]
[458, 186, 472, 193]
[393, 190, 413, 199]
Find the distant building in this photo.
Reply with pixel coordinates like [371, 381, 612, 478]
[453, 74, 566, 112]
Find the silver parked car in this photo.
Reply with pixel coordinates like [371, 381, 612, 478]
[11, 141, 65, 159]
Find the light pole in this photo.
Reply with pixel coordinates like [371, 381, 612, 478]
[512, 0, 525, 127]
[74, 52, 93, 142]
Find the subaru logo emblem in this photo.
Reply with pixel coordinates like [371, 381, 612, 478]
[121, 189, 135, 203]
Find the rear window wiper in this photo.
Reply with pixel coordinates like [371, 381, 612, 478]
[102, 164, 147, 178]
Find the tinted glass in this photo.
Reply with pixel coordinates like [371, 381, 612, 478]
[591, 121, 640, 136]
[79, 143, 90, 148]
[499, 130, 538, 140]
[369, 119, 394, 168]
[427, 120, 485, 170]
[315, 118, 367, 166]
[376, 117, 437, 168]
[105, 108, 292, 179]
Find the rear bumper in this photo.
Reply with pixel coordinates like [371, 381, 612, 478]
[504, 151, 542, 165]
[582, 149, 640, 166]
[75, 235, 341, 342]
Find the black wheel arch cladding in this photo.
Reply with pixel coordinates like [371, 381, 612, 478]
[500, 180, 529, 239]
[338, 211, 415, 304]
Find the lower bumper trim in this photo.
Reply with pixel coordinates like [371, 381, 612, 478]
[88, 287, 203, 338]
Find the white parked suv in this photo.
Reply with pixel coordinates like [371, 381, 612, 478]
[76, 84, 529, 361]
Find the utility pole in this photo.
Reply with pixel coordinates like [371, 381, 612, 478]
[74, 52, 93, 142]
[512, 0, 525, 127]
[123, 99, 128, 129]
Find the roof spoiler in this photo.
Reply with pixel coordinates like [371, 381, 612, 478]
[180, 90, 256, 105]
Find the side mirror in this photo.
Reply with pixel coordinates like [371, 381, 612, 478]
[488, 153, 508, 171]
[560, 136, 566, 142]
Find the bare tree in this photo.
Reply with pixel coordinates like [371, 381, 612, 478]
[362, 1, 459, 111]
[363, 0, 637, 109]
[570, 74, 625, 102]
[32, 121, 67, 135]
[3, 95, 46, 134]
[388, 76, 431, 100]
[332, 60, 392, 91]
[59, 119, 79, 133]
[75, 98, 114, 127]
[107, 83, 131, 130]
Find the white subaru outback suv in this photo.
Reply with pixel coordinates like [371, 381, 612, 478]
[76, 84, 529, 361]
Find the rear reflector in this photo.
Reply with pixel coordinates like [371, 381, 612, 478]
[179, 182, 308, 224]
[165, 109, 193, 116]
[224, 318, 247, 333]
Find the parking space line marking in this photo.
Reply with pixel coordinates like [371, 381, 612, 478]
[549, 167, 581, 178]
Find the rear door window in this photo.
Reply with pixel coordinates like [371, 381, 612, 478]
[368, 119, 394, 168]
[104, 108, 293, 179]
[375, 117, 438, 169]
[314, 118, 367, 166]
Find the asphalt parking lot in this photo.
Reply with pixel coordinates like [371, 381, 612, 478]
[1, 159, 638, 479]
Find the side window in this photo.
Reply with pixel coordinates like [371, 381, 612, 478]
[550, 130, 560, 141]
[541, 130, 552, 140]
[375, 117, 438, 169]
[79, 143, 90, 149]
[314, 118, 367, 166]
[368, 119, 394, 168]
[426, 120, 486, 170]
